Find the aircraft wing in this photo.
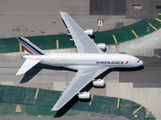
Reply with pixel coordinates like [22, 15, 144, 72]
[51, 66, 109, 111]
[60, 12, 103, 53]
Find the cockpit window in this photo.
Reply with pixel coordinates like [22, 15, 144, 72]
[137, 60, 140, 63]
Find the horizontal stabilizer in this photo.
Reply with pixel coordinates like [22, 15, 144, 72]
[16, 59, 41, 75]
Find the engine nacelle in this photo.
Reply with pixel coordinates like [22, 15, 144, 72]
[83, 29, 93, 36]
[97, 43, 106, 51]
[78, 91, 90, 99]
[93, 79, 105, 87]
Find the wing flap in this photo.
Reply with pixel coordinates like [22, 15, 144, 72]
[51, 66, 109, 111]
[16, 59, 41, 75]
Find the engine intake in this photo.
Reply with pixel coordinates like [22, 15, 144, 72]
[93, 79, 105, 87]
[97, 43, 106, 51]
[83, 29, 93, 36]
[78, 91, 90, 99]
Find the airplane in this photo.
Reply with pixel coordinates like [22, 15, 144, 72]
[16, 12, 143, 111]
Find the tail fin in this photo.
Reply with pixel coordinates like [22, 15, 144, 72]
[16, 37, 46, 55]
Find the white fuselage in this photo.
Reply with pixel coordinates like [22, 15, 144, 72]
[23, 53, 143, 70]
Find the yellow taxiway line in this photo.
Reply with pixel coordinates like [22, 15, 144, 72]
[143, 57, 161, 65]
[131, 30, 139, 38]
[112, 35, 118, 44]
[56, 40, 59, 49]
[137, 71, 161, 81]
[155, 18, 161, 22]
[89, 95, 93, 105]
[117, 98, 120, 109]
[34, 88, 39, 99]
[148, 23, 157, 31]
[133, 106, 143, 114]
[19, 43, 22, 52]
[16, 105, 22, 112]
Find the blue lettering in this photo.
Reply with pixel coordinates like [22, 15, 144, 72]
[100, 61, 103, 64]
[114, 62, 118, 64]
[96, 61, 124, 64]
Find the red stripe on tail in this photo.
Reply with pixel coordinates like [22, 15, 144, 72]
[22, 46, 34, 55]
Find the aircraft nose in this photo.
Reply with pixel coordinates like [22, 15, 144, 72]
[137, 60, 143, 66]
[140, 60, 143, 66]
[136, 59, 143, 67]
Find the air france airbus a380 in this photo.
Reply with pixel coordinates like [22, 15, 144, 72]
[16, 12, 143, 111]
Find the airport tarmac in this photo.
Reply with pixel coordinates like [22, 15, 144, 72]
[0, 46, 160, 119]
[1, 29, 161, 120]
[0, 0, 161, 119]
[0, 0, 139, 38]
[0, 115, 128, 120]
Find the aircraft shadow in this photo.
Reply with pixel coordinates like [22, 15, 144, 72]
[19, 66, 42, 83]
[117, 65, 144, 71]
[19, 63, 76, 83]
[54, 91, 91, 117]
[54, 96, 79, 117]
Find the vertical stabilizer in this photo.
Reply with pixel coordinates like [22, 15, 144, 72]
[17, 37, 46, 55]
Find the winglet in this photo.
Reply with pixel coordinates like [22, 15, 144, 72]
[59, 11, 66, 15]
[51, 106, 59, 111]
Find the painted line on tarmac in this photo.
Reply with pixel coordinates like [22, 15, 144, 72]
[131, 30, 139, 38]
[56, 40, 59, 49]
[133, 105, 142, 114]
[158, 13, 161, 15]
[117, 98, 120, 109]
[92, 38, 94, 42]
[137, 71, 161, 81]
[34, 88, 39, 99]
[148, 23, 157, 31]
[16, 105, 22, 112]
[143, 57, 161, 65]
[112, 35, 118, 44]
[19, 43, 22, 52]
[155, 18, 161, 22]
[89, 95, 93, 105]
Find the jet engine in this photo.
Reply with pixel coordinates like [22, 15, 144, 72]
[97, 43, 106, 51]
[93, 79, 105, 87]
[78, 91, 90, 99]
[83, 29, 93, 36]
